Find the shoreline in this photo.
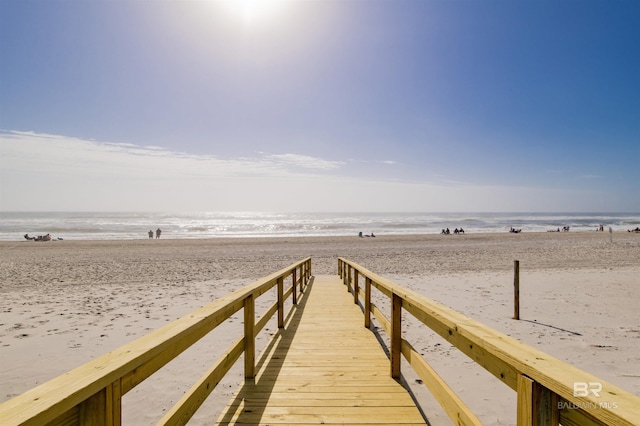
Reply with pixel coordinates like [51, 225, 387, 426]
[3, 227, 639, 241]
[1, 231, 638, 425]
[3, 211, 639, 242]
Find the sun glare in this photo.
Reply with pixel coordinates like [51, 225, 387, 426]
[218, 0, 288, 26]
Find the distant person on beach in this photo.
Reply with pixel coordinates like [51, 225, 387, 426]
[24, 233, 51, 241]
[156, 228, 161, 239]
[148, 230, 153, 239]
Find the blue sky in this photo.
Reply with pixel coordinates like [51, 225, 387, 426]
[1, 0, 639, 212]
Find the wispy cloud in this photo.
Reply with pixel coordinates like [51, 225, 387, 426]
[1, 130, 632, 212]
[0, 131, 342, 179]
[0, 131, 354, 210]
[262, 153, 345, 170]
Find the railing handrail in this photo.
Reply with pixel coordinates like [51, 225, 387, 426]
[0, 257, 311, 426]
[338, 257, 640, 426]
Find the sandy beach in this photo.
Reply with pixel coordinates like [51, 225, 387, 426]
[1, 231, 639, 425]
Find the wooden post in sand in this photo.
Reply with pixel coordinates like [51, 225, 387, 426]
[513, 260, 520, 320]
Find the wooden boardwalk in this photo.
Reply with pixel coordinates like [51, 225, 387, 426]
[215, 275, 427, 425]
[3, 257, 637, 425]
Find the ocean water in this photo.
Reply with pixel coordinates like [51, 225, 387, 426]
[1, 212, 639, 241]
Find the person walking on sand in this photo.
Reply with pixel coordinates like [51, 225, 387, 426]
[148, 230, 153, 239]
[156, 228, 161, 239]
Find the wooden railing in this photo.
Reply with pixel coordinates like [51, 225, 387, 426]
[338, 258, 640, 426]
[0, 258, 311, 426]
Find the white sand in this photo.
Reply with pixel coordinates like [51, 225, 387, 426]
[1, 232, 638, 425]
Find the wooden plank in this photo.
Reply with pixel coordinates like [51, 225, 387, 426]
[105, 380, 121, 426]
[217, 406, 425, 424]
[292, 268, 297, 305]
[277, 277, 284, 328]
[244, 294, 255, 379]
[236, 398, 417, 407]
[232, 385, 409, 394]
[339, 258, 640, 426]
[402, 339, 482, 426]
[364, 277, 372, 329]
[516, 375, 559, 426]
[559, 403, 602, 426]
[79, 389, 106, 426]
[215, 423, 425, 426]
[157, 338, 243, 425]
[216, 275, 426, 425]
[0, 259, 312, 426]
[234, 392, 411, 401]
[353, 271, 359, 305]
[517, 374, 534, 426]
[391, 293, 402, 379]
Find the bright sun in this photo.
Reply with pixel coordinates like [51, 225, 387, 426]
[218, 0, 288, 26]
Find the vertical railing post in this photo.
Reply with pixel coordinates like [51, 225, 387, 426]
[303, 260, 308, 285]
[299, 264, 304, 293]
[347, 265, 352, 292]
[364, 277, 372, 329]
[517, 374, 533, 426]
[343, 262, 347, 286]
[517, 374, 559, 425]
[277, 277, 284, 329]
[391, 292, 402, 379]
[344, 263, 348, 286]
[537, 386, 559, 425]
[292, 268, 298, 305]
[244, 294, 255, 379]
[106, 381, 122, 426]
[353, 270, 359, 304]
[80, 383, 121, 426]
[79, 389, 105, 426]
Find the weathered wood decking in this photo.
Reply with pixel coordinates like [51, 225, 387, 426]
[215, 275, 426, 425]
